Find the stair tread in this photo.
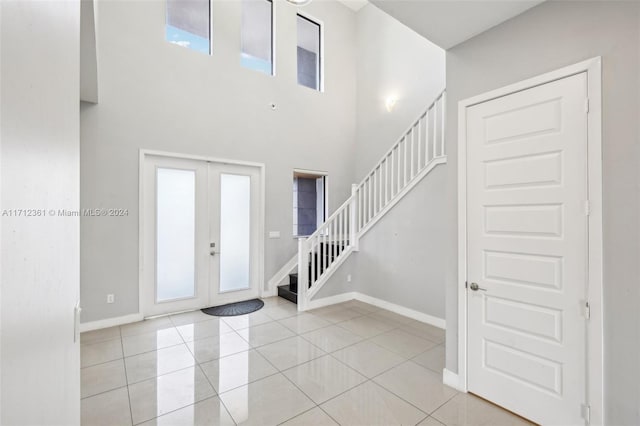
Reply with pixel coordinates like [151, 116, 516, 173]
[278, 284, 297, 295]
[277, 284, 298, 304]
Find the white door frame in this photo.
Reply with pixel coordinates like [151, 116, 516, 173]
[456, 57, 603, 424]
[138, 149, 266, 317]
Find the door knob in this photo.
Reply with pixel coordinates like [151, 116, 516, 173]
[469, 282, 486, 292]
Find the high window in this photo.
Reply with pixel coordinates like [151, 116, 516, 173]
[241, 0, 274, 75]
[166, 0, 211, 54]
[296, 14, 321, 91]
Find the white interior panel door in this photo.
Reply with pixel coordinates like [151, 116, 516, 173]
[466, 73, 588, 425]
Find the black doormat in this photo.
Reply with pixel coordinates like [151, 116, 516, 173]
[201, 298, 264, 317]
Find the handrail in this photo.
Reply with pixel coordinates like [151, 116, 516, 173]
[356, 89, 445, 190]
[296, 90, 447, 311]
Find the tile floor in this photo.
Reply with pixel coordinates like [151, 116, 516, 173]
[81, 297, 532, 426]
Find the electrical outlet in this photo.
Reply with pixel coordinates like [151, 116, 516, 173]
[107, 294, 115, 304]
[347, 274, 352, 283]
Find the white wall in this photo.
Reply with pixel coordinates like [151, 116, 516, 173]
[352, 166, 446, 316]
[80, 0, 99, 103]
[354, 4, 445, 178]
[313, 4, 447, 322]
[445, 2, 640, 424]
[80, 0, 357, 322]
[314, 165, 447, 320]
[1, 1, 81, 424]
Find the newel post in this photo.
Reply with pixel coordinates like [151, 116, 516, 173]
[350, 184, 359, 252]
[297, 237, 308, 311]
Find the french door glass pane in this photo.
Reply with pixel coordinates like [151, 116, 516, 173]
[220, 174, 251, 292]
[156, 168, 196, 302]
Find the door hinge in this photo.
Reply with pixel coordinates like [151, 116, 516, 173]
[581, 403, 591, 423]
[465, 281, 468, 289]
[585, 98, 590, 113]
[584, 301, 591, 320]
[585, 200, 591, 216]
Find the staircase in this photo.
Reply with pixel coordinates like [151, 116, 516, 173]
[278, 90, 447, 310]
[278, 242, 344, 303]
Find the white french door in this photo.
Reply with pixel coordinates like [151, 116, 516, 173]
[465, 73, 588, 424]
[208, 163, 261, 305]
[142, 154, 261, 317]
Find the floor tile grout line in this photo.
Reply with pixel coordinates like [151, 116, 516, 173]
[263, 325, 364, 426]
[118, 319, 297, 361]
[81, 300, 451, 425]
[275, 405, 326, 426]
[241, 342, 326, 424]
[124, 361, 198, 387]
[189, 363, 239, 426]
[118, 335, 135, 426]
[296, 330, 365, 356]
[126, 363, 228, 426]
[414, 413, 431, 426]
[119, 327, 181, 340]
[144, 326, 283, 425]
[129, 395, 227, 426]
[236, 330, 301, 350]
[277, 367, 326, 423]
[81, 355, 125, 370]
[425, 392, 460, 423]
[180, 328, 247, 345]
[367, 357, 459, 419]
[123, 341, 193, 371]
[80, 383, 129, 401]
[344, 350, 453, 419]
[200, 357, 282, 397]
[293, 300, 452, 415]
[80, 335, 123, 347]
[217, 342, 317, 426]
[80, 332, 427, 397]
[316, 403, 342, 426]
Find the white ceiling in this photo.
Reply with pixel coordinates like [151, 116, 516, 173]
[368, 0, 545, 49]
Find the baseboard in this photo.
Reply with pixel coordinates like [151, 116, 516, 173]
[261, 286, 278, 298]
[266, 254, 297, 295]
[305, 292, 357, 310]
[443, 368, 465, 392]
[80, 312, 144, 332]
[354, 293, 446, 329]
[304, 291, 446, 330]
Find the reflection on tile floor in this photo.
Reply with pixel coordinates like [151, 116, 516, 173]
[81, 297, 532, 426]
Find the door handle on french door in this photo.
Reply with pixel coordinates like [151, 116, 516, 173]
[210, 243, 217, 256]
[469, 282, 487, 292]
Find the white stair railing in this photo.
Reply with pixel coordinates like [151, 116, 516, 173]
[297, 90, 447, 310]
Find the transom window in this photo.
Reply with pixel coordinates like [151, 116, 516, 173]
[241, 0, 274, 75]
[297, 14, 322, 91]
[165, 0, 211, 55]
